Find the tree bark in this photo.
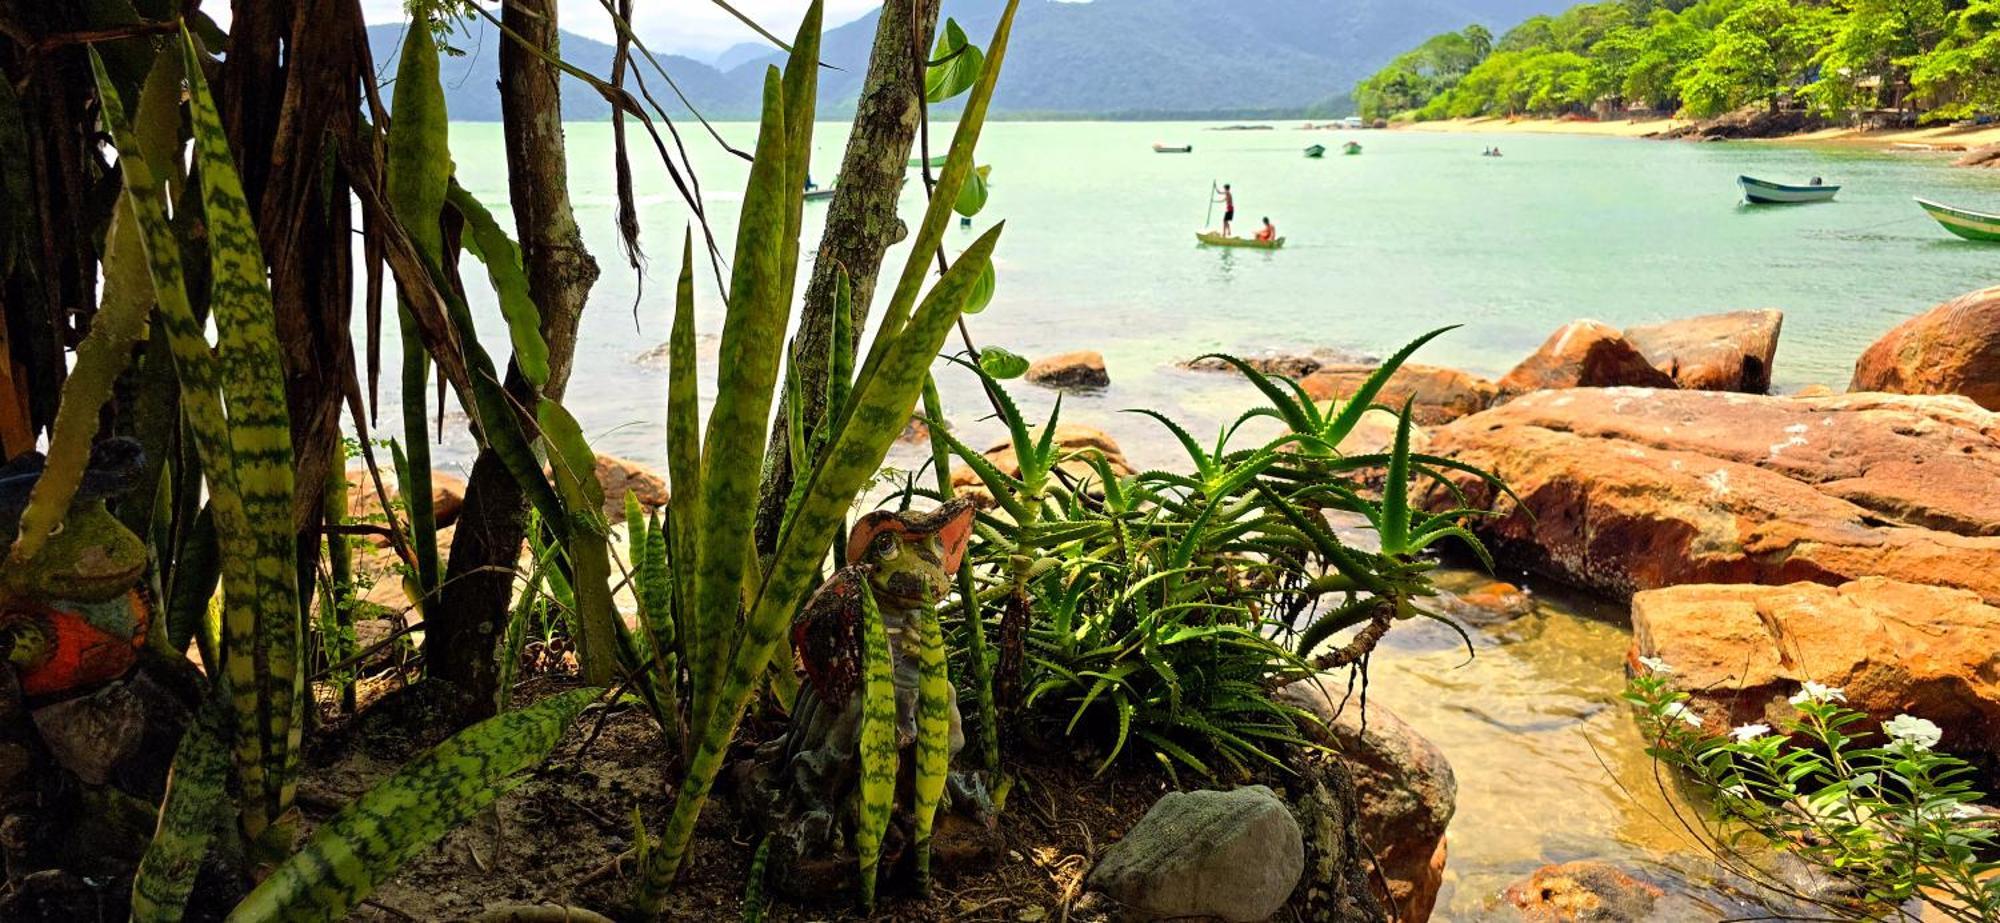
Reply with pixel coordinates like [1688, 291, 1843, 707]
[752, 0, 942, 555]
[427, 0, 598, 715]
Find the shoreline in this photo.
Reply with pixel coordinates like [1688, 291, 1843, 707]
[1393, 115, 2000, 153]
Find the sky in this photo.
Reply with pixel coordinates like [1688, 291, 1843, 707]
[220, 0, 882, 60]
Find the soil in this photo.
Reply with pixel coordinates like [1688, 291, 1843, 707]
[300, 674, 1175, 923]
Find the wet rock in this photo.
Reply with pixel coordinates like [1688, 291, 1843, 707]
[1630, 578, 2000, 762]
[1955, 145, 2000, 169]
[1851, 285, 2000, 411]
[1301, 363, 1498, 425]
[1287, 755, 1391, 921]
[1182, 347, 1374, 380]
[1026, 350, 1110, 390]
[343, 468, 468, 539]
[1431, 577, 1535, 624]
[1086, 785, 1304, 922]
[590, 454, 669, 523]
[1422, 388, 2000, 604]
[1503, 861, 1664, 921]
[899, 416, 930, 444]
[1496, 321, 1676, 400]
[1660, 105, 1829, 140]
[1623, 309, 1783, 393]
[1278, 680, 1454, 921]
[1791, 384, 1836, 398]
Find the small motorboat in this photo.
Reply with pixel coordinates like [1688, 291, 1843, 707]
[1153, 142, 1193, 153]
[1196, 231, 1284, 250]
[1738, 175, 1840, 204]
[1342, 141, 1363, 156]
[1304, 144, 1326, 158]
[1916, 197, 2000, 241]
[804, 187, 836, 202]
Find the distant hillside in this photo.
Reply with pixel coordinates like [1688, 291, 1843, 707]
[370, 0, 1561, 120]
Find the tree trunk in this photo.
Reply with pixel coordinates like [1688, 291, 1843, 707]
[427, 0, 598, 716]
[752, 0, 943, 555]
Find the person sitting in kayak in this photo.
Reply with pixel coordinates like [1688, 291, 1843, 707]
[1217, 184, 1236, 236]
[1255, 217, 1277, 242]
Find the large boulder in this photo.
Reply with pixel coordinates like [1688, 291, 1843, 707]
[1301, 364, 1498, 425]
[1623, 309, 1783, 393]
[1279, 679, 1454, 922]
[1026, 350, 1110, 390]
[1085, 785, 1304, 922]
[1423, 388, 2000, 604]
[950, 423, 1134, 503]
[1503, 861, 1664, 921]
[1851, 286, 2000, 411]
[1496, 321, 1676, 400]
[1630, 578, 2000, 762]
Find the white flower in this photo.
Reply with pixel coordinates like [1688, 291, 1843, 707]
[1788, 681, 1847, 706]
[1638, 656, 1673, 674]
[1730, 723, 1771, 742]
[1722, 783, 1752, 799]
[1882, 714, 1942, 751]
[1661, 701, 1704, 728]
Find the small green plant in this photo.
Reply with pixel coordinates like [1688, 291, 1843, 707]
[1629, 664, 2000, 922]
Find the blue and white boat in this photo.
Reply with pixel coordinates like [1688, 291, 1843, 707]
[1738, 175, 1840, 204]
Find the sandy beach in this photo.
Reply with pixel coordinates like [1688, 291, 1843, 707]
[1395, 115, 2000, 152]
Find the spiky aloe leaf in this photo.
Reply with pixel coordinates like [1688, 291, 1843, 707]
[910, 606, 952, 892]
[446, 180, 548, 389]
[384, 19, 452, 604]
[129, 704, 228, 923]
[854, 580, 896, 910]
[1319, 326, 1458, 448]
[226, 688, 600, 923]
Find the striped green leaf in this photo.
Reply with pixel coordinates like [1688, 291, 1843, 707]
[447, 181, 549, 389]
[129, 704, 229, 923]
[226, 688, 601, 923]
[854, 579, 896, 910]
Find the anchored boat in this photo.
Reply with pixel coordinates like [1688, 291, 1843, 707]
[804, 187, 835, 202]
[1304, 144, 1326, 158]
[1196, 231, 1284, 250]
[1738, 175, 1839, 204]
[1153, 142, 1193, 153]
[1916, 197, 2000, 242]
[1342, 141, 1363, 156]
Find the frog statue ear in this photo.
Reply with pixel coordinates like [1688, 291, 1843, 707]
[934, 499, 975, 575]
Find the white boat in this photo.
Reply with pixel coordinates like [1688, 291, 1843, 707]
[1738, 175, 1839, 204]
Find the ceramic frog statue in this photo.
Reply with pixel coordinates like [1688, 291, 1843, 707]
[736, 498, 998, 903]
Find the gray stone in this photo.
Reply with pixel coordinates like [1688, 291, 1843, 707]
[1086, 785, 1304, 922]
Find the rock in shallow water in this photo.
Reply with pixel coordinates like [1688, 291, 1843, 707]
[1851, 284, 2000, 412]
[1496, 321, 1676, 400]
[1423, 388, 2000, 604]
[1086, 785, 1304, 922]
[1300, 363, 1498, 425]
[1631, 577, 2000, 764]
[1623, 309, 1783, 394]
[1026, 350, 1110, 390]
[1503, 860, 1663, 921]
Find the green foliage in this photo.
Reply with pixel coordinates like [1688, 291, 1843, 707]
[1365, 0, 1992, 123]
[925, 18, 985, 104]
[226, 688, 601, 922]
[1629, 668, 1999, 921]
[920, 330, 1506, 781]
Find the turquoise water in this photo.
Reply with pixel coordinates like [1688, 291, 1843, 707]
[406, 122, 1999, 916]
[425, 120, 2000, 474]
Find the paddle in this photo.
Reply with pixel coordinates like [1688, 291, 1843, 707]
[1205, 179, 1216, 231]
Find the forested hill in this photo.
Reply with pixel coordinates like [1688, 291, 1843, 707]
[366, 0, 1560, 121]
[1355, 0, 2000, 125]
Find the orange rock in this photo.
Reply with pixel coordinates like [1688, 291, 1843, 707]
[950, 423, 1134, 505]
[1630, 578, 2000, 762]
[1300, 363, 1497, 425]
[1496, 321, 1676, 400]
[1423, 388, 2000, 603]
[591, 454, 668, 523]
[1025, 350, 1109, 390]
[1623, 309, 1783, 393]
[343, 468, 468, 540]
[1504, 861, 1663, 921]
[1851, 285, 2000, 411]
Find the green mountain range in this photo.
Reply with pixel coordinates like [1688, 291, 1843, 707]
[369, 0, 1559, 120]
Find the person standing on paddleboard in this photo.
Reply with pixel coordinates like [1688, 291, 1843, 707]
[1217, 183, 1235, 236]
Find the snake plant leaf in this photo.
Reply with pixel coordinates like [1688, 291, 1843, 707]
[690, 66, 790, 729]
[953, 164, 991, 218]
[854, 580, 896, 910]
[129, 703, 229, 923]
[776, 0, 822, 306]
[909, 607, 951, 891]
[976, 345, 1028, 379]
[856, 0, 1020, 393]
[962, 259, 997, 315]
[537, 400, 619, 685]
[226, 688, 601, 923]
[447, 181, 549, 389]
[179, 27, 308, 859]
[665, 231, 711, 727]
[925, 18, 985, 103]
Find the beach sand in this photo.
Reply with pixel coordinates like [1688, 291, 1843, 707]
[1394, 115, 2000, 152]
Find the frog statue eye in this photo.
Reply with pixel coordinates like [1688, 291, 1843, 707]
[870, 531, 901, 564]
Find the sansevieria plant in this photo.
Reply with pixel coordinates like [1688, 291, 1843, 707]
[633, 0, 1021, 907]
